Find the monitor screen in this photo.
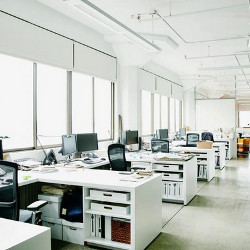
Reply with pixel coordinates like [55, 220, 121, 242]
[179, 128, 186, 137]
[62, 134, 77, 156]
[76, 133, 98, 152]
[121, 130, 139, 145]
[151, 139, 169, 153]
[156, 129, 168, 139]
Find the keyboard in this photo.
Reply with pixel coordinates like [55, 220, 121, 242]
[72, 158, 104, 164]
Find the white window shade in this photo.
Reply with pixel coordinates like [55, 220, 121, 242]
[156, 77, 171, 97]
[74, 43, 117, 82]
[0, 12, 73, 70]
[172, 84, 184, 101]
[138, 70, 155, 92]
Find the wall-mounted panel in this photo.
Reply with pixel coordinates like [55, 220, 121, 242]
[138, 69, 155, 92]
[74, 43, 116, 81]
[156, 77, 171, 97]
[0, 12, 73, 69]
[196, 99, 236, 131]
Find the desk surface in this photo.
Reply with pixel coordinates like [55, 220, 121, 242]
[0, 218, 50, 250]
[18, 169, 160, 191]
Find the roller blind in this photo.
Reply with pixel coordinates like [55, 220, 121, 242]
[138, 70, 155, 92]
[74, 42, 117, 81]
[172, 84, 183, 101]
[156, 76, 171, 97]
[0, 12, 73, 69]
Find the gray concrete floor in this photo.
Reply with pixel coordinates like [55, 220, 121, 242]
[52, 156, 250, 250]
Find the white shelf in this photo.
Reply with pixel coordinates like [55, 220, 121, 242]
[162, 196, 184, 202]
[85, 209, 131, 220]
[86, 236, 131, 249]
[85, 196, 131, 204]
[162, 178, 183, 182]
[153, 169, 183, 173]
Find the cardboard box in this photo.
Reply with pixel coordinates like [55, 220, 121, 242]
[197, 141, 213, 149]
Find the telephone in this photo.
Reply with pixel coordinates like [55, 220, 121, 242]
[43, 149, 57, 165]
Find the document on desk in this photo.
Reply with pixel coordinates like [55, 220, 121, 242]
[31, 166, 58, 174]
[119, 175, 148, 182]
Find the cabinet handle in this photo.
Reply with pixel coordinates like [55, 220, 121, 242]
[104, 206, 112, 210]
[47, 201, 52, 205]
[47, 222, 55, 226]
[69, 227, 77, 230]
[103, 193, 112, 197]
[163, 166, 169, 168]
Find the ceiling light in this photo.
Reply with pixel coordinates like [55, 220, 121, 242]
[63, 0, 160, 52]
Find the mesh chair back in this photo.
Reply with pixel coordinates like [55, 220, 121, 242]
[201, 132, 214, 142]
[108, 144, 127, 171]
[0, 161, 19, 220]
[186, 133, 200, 146]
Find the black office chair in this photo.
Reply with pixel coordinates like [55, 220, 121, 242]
[0, 160, 47, 224]
[186, 133, 200, 147]
[201, 132, 214, 142]
[108, 144, 145, 172]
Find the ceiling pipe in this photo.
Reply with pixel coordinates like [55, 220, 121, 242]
[185, 52, 250, 60]
[199, 65, 250, 71]
[154, 11, 250, 44]
[138, 3, 248, 21]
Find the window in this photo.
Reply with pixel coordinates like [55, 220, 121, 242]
[169, 97, 175, 132]
[175, 99, 180, 131]
[239, 111, 250, 127]
[72, 72, 93, 134]
[37, 63, 67, 146]
[94, 78, 112, 140]
[0, 54, 33, 150]
[141, 90, 152, 135]
[154, 94, 160, 131]
[161, 96, 169, 129]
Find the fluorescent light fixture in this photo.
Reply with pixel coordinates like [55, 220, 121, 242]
[63, 0, 160, 52]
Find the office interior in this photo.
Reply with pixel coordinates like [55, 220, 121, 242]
[0, 0, 250, 250]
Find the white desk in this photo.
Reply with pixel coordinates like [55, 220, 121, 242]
[0, 218, 51, 250]
[171, 147, 215, 182]
[214, 138, 234, 160]
[18, 169, 162, 250]
[126, 152, 197, 205]
[172, 141, 226, 170]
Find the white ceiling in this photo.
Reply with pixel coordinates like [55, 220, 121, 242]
[38, 0, 250, 99]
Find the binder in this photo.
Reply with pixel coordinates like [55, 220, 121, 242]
[90, 214, 96, 237]
[95, 215, 101, 237]
[105, 216, 111, 240]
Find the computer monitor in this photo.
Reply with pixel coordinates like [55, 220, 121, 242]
[76, 133, 98, 153]
[156, 129, 168, 140]
[151, 139, 169, 153]
[186, 133, 200, 147]
[62, 134, 77, 156]
[179, 128, 186, 137]
[121, 130, 139, 145]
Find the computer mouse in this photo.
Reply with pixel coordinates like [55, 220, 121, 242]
[101, 158, 106, 161]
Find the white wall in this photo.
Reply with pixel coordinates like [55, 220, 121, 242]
[184, 89, 196, 130]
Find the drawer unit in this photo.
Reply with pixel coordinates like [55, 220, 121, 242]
[91, 202, 130, 215]
[90, 189, 130, 202]
[153, 164, 181, 172]
[62, 219, 84, 245]
[38, 194, 63, 219]
[42, 216, 62, 240]
[162, 172, 182, 180]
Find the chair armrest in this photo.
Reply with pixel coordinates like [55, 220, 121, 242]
[27, 200, 48, 211]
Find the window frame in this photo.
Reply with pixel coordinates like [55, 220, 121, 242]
[2, 54, 115, 152]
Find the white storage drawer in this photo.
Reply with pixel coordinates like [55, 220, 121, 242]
[154, 164, 181, 172]
[162, 173, 182, 180]
[91, 202, 130, 215]
[42, 216, 62, 240]
[194, 153, 207, 158]
[90, 189, 130, 202]
[62, 219, 84, 245]
[38, 194, 63, 219]
[197, 160, 208, 165]
[131, 161, 151, 170]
